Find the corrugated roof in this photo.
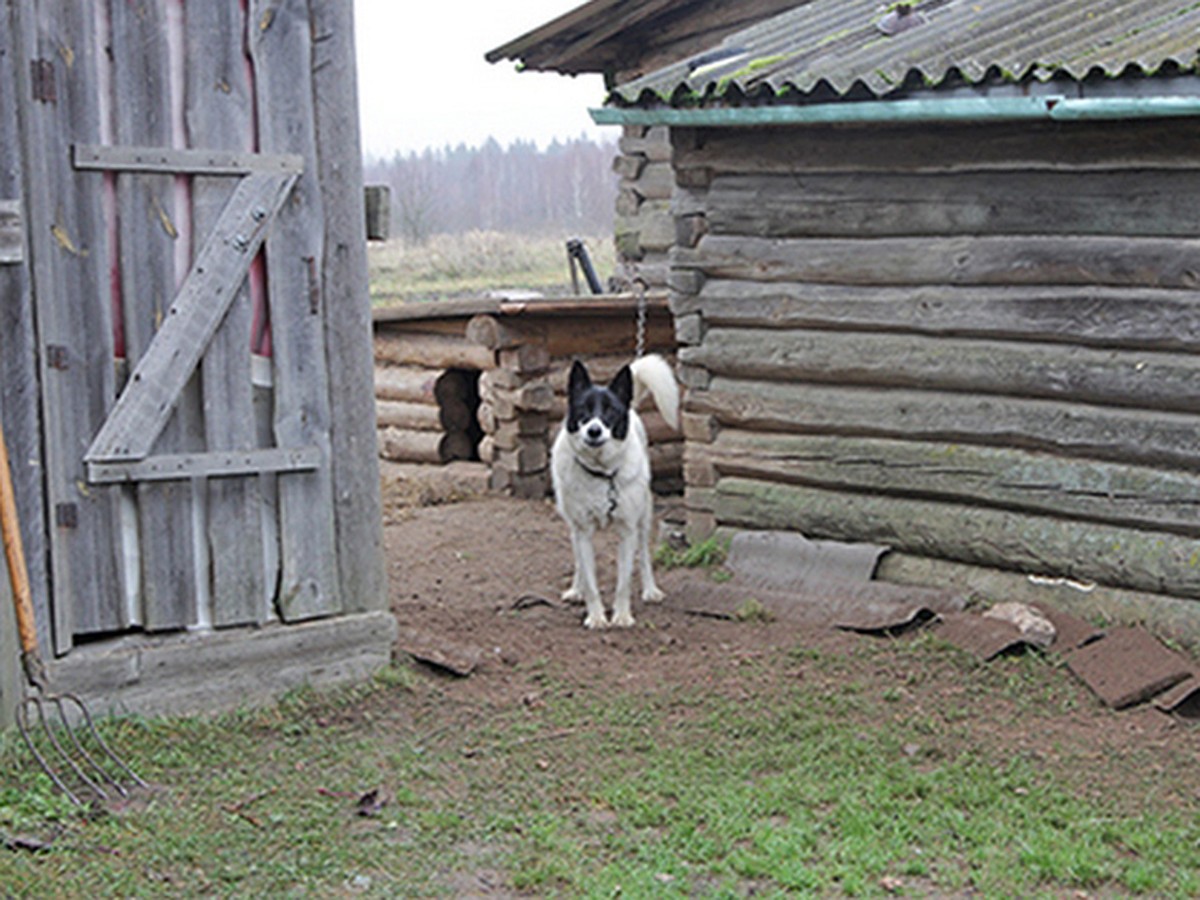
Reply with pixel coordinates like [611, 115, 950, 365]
[609, 0, 1200, 105]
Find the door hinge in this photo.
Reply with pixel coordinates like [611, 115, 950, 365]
[30, 59, 56, 104]
[46, 344, 69, 370]
[55, 503, 77, 529]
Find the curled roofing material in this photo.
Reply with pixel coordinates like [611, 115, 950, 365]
[609, 0, 1200, 105]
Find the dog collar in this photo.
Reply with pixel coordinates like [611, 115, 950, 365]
[575, 459, 619, 521]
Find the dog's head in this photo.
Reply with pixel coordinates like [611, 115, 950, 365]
[566, 360, 633, 450]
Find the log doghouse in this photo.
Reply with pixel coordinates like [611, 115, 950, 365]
[372, 293, 679, 497]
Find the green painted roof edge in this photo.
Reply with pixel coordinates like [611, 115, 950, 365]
[590, 95, 1200, 126]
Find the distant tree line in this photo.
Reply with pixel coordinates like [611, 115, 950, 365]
[364, 136, 618, 243]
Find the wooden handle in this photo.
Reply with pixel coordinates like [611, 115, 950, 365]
[0, 420, 38, 655]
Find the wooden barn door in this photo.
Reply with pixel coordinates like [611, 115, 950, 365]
[8, 0, 346, 655]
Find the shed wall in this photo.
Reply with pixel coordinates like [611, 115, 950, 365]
[0, 0, 387, 722]
[672, 118, 1200, 623]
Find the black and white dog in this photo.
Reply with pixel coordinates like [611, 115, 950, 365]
[551, 355, 680, 629]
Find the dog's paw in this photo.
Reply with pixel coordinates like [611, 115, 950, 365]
[642, 585, 665, 603]
[611, 610, 635, 628]
[561, 587, 583, 604]
[583, 612, 609, 630]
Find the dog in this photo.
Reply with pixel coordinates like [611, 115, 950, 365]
[551, 354, 680, 629]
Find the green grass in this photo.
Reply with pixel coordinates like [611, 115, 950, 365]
[1, 645, 1197, 897]
[654, 535, 729, 570]
[368, 231, 616, 306]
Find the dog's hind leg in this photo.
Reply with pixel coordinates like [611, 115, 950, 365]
[638, 504, 665, 603]
[612, 527, 638, 628]
[567, 528, 608, 629]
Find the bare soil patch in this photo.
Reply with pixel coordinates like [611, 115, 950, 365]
[382, 471, 1199, 810]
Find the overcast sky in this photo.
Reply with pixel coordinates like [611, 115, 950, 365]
[354, 0, 611, 159]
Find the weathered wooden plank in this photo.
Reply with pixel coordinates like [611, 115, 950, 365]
[709, 476, 1200, 600]
[0, 17, 50, 659]
[86, 172, 296, 463]
[15, 0, 123, 647]
[311, 0, 388, 616]
[681, 327, 1200, 413]
[88, 447, 320, 484]
[0, 20, 42, 713]
[110, 0, 201, 632]
[73, 144, 303, 175]
[185, 0, 268, 629]
[251, 0, 341, 622]
[696, 430, 1200, 535]
[675, 281, 1200, 351]
[47, 611, 396, 719]
[704, 171, 1200, 238]
[675, 119, 1200, 175]
[679, 234, 1200, 288]
[690, 377, 1200, 472]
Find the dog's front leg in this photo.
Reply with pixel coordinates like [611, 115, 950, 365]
[568, 528, 608, 629]
[611, 527, 637, 628]
[639, 506, 664, 603]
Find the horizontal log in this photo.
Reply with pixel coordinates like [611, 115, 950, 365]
[376, 395, 472, 433]
[689, 378, 1200, 472]
[544, 314, 675, 360]
[675, 281, 1200, 351]
[375, 399, 440, 431]
[675, 119, 1200, 175]
[695, 430, 1200, 535]
[487, 383, 554, 420]
[478, 435, 496, 463]
[703, 171, 1200, 238]
[374, 333, 493, 370]
[618, 127, 671, 161]
[378, 427, 474, 464]
[629, 161, 674, 200]
[374, 365, 441, 403]
[495, 437, 548, 474]
[709, 476, 1200, 600]
[649, 441, 683, 476]
[477, 401, 497, 435]
[678, 234, 1200, 289]
[466, 314, 545, 350]
[681, 327, 1200, 413]
[681, 411, 718, 444]
[498, 343, 550, 375]
[491, 415, 551, 450]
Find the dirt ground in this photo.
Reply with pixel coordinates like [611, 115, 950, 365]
[379, 462, 1200, 799]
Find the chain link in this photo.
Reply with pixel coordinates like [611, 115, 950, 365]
[634, 277, 647, 358]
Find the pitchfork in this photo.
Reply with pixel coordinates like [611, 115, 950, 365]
[1, 415, 147, 806]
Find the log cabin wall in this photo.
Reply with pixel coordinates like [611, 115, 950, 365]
[671, 118, 1200, 633]
[614, 126, 674, 291]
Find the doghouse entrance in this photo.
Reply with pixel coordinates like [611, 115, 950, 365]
[376, 366, 482, 464]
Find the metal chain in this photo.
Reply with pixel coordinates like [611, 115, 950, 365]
[634, 277, 647, 358]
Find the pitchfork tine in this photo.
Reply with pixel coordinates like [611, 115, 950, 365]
[3, 412, 147, 804]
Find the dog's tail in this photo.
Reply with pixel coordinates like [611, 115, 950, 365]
[630, 354, 680, 430]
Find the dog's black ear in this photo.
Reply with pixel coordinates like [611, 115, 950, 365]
[609, 365, 633, 408]
[568, 360, 592, 398]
